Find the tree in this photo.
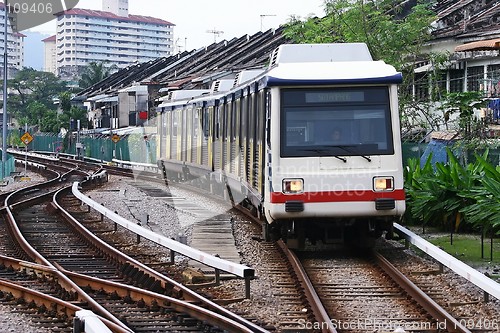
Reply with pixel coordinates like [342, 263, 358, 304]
[5, 68, 67, 130]
[439, 91, 486, 141]
[284, 0, 436, 71]
[284, 0, 438, 135]
[78, 62, 116, 89]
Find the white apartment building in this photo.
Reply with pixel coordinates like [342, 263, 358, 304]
[42, 35, 57, 74]
[54, 0, 174, 82]
[0, 3, 25, 78]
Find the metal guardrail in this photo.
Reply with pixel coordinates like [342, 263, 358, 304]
[74, 310, 113, 333]
[394, 223, 500, 301]
[71, 182, 255, 280]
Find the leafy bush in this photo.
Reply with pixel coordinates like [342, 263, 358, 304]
[459, 154, 500, 236]
[404, 148, 498, 234]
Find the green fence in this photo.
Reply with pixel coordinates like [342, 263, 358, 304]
[28, 133, 498, 168]
[402, 142, 428, 167]
[402, 142, 500, 167]
[0, 153, 16, 179]
[30, 133, 63, 153]
[65, 133, 157, 164]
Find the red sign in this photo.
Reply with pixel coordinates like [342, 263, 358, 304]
[139, 111, 148, 120]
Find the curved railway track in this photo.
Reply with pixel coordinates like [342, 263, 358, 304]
[3, 152, 498, 333]
[0, 155, 268, 332]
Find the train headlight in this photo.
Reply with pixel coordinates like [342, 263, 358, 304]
[373, 176, 394, 192]
[282, 178, 304, 194]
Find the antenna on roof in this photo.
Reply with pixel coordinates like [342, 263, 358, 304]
[206, 28, 224, 43]
[260, 14, 276, 31]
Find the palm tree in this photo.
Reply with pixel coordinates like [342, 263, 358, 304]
[78, 62, 116, 89]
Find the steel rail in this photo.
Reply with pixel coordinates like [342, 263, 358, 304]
[276, 240, 337, 333]
[54, 184, 269, 333]
[2, 167, 133, 332]
[374, 252, 471, 333]
[59, 266, 258, 333]
[5, 153, 267, 332]
[0, 256, 129, 333]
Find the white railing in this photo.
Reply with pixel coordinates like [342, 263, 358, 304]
[394, 223, 500, 301]
[72, 182, 255, 280]
[73, 310, 113, 333]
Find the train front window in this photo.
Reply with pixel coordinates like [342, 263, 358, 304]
[280, 87, 394, 157]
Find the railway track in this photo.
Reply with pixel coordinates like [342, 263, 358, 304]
[68, 156, 500, 333]
[3, 153, 498, 333]
[300, 251, 440, 332]
[0, 157, 268, 332]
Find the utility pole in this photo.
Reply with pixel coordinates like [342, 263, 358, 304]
[206, 28, 224, 44]
[2, 0, 9, 180]
[260, 14, 276, 31]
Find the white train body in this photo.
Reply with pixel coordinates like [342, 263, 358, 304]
[156, 43, 406, 247]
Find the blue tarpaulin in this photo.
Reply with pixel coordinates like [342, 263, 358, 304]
[420, 139, 454, 167]
[488, 99, 500, 120]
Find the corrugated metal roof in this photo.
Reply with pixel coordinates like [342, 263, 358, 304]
[455, 38, 500, 51]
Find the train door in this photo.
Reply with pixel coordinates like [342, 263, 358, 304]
[159, 110, 170, 160]
[192, 107, 200, 164]
[201, 103, 212, 168]
[233, 98, 241, 176]
[240, 94, 248, 179]
[214, 103, 222, 171]
[255, 89, 267, 195]
[223, 98, 231, 172]
[171, 108, 180, 161]
[181, 107, 187, 162]
[199, 105, 210, 168]
[247, 90, 256, 185]
[186, 105, 193, 164]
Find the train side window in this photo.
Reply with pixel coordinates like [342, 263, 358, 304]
[220, 103, 229, 140]
[193, 109, 199, 138]
[225, 102, 234, 140]
[240, 96, 247, 142]
[172, 110, 178, 136]
[232, 100, 238, 140]
[202, 107, 210, 139]
[265, 89, 271, 147]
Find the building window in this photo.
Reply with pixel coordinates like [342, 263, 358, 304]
[467, 66, 484, 92]
[487, 64, 500, 97]
[449, 70, 464, 93]
[414, 72, 429, 101]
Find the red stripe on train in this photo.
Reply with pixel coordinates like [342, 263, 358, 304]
[270, 189, 405, 203]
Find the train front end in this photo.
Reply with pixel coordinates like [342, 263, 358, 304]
[261, 44, 406, 248]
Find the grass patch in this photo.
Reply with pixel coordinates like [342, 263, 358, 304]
[428, 234, 500, 267]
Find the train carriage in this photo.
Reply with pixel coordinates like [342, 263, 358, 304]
[156, 43, 406, 249]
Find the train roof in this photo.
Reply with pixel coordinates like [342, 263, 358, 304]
[156, 43, 402, 111]
[261, 43, 402, 87]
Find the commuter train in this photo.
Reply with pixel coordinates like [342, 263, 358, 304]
[156, 43, 406, 249]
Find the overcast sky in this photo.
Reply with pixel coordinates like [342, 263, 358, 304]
[30, 0, 326, 51]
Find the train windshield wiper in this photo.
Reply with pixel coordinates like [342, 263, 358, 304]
[298, 148, 347, 163]
[328, 145, 372, 162]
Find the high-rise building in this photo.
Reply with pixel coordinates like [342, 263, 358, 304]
[0, 2, 26, 78]
[102, 0, 129, 17]
[42, 35, 57, 74]
[52, 0, 174, 82]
